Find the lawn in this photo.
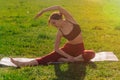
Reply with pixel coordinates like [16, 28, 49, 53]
[0, 0, 120, 80]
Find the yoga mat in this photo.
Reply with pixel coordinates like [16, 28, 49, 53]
[91, 52, 119, 62]
[0, 58, 34, 67]
[0, 52, 119, 67]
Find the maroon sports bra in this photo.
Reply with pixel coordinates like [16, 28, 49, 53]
[59, 23, 81, 41]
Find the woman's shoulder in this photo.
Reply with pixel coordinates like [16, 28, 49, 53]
[66, 19, 79, 26]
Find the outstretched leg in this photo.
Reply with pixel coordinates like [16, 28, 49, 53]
[10, 51, 63, 67]
[10, 58, 39, 67]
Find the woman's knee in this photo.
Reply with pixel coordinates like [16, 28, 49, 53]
[82, 50, 95, 62]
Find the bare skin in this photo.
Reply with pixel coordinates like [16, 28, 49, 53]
[11, 6, 84, 67]
[10, 58, 38, 67]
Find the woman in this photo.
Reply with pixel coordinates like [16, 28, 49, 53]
[11, 6, 95, 67]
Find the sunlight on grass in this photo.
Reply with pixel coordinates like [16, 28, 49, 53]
[0, 0, 120, 80]
[77, 0, 120, 28]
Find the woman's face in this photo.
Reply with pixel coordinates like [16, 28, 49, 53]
[49, 19, 59, 27]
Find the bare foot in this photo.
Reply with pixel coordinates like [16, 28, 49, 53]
[10, 58, 21, 67]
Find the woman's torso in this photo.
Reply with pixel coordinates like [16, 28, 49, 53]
[59, 21, 83, 44]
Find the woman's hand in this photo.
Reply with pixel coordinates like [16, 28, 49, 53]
[34, 10, 44, 19]
[34, 6, 59, 20]
[67, 56, 76, 62]
[58, 57, 75, 62]
[74, 57, 84, 62]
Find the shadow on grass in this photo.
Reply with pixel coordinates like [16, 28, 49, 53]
[53, 62, 97, 80]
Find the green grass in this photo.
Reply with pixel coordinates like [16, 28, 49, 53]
[0, 0, 120, 80]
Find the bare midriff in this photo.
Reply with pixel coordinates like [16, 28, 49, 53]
[67, 33, 83, 44]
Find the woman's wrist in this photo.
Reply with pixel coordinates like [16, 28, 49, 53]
[34, 10, 44, 19]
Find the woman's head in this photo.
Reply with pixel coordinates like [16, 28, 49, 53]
[49, 12, 62, 20]
[48, 12, 63, 27]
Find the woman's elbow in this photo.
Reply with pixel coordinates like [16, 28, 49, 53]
[55, 5, 61, 8]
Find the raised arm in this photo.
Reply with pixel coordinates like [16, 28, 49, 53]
[34, 6, 77, 24]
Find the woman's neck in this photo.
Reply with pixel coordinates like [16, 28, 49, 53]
[56, 20, 65, 29]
